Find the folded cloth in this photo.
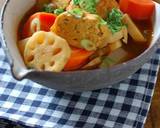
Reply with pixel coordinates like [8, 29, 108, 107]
[0, 39, 160, 128]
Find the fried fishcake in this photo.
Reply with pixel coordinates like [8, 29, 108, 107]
[51, 12, 111, 49]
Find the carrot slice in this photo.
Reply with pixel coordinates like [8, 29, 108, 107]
[119, 0, 155, 20]
[22, 12, 56, 38]
[64, 48, 94, 71]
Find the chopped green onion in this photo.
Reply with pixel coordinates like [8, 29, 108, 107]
[54, 9, 65, 15]
[81, 39, 97, 51]
[100, 18, 107, 25]
[100, 56, 116, 68]
[68, 8, 84, 18]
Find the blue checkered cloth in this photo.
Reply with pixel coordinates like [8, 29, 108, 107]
[0, 39, 160, 128]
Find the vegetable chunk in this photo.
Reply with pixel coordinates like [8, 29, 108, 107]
[119, 0, 155, 20]
[24, 31, 71, 72]
[122, 14, 146, 42]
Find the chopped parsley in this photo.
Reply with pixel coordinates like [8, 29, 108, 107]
[68, 8, 84, 18]
[72, 0, 99, 14]
[106, 8, 124, 33]
[43, 4, 55, 13]
[43, 4, 64, 15]
[73, 0, 80, 5]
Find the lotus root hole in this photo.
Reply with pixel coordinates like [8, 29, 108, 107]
[27, 55, 34, 62]
[37, 40, 43, 45]
[30, 45, 35, 50]
[48, 40, 55, 45]
[53, 48, 62, 55]
[40, 64, 45, 70]
[50, 61, 55, 66]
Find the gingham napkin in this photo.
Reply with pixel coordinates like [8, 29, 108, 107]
[0, 36, 160, 128]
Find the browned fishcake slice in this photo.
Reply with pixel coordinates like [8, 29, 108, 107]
[51, 12, 112, 50]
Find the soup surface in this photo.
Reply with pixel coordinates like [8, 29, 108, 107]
[17, 0, 154, 72]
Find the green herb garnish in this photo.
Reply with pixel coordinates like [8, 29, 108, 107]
[43, 4, 64, 15]
[54, 9, 65, 15]
[100, 18, 107, 25]
[72, 0, 99, 14]
[95, 15, 107, 25]
[73, 0, 80, 5]
[43, 4, 55, 13]
[68, 8, 84, 18]
[106, 8, 124, 33]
